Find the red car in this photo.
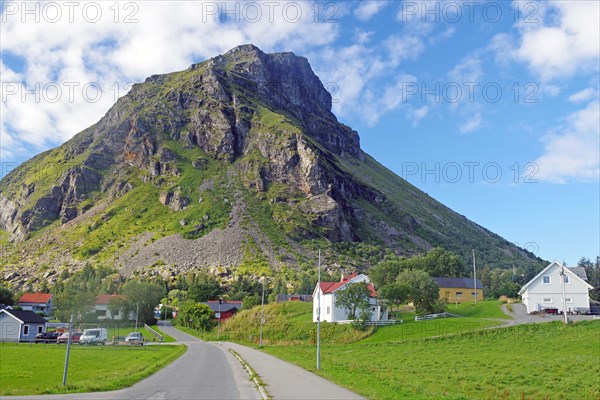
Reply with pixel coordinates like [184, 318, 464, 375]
[57, 332, 82, 344]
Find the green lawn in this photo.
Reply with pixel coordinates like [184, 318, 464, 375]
[0, 342, 186, 395]
[262, 320, 600, 400]
[448, 300, 512, 319]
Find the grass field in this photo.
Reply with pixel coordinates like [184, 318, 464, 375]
[0, 342, 186, 395]
[263, 320, 600, 399]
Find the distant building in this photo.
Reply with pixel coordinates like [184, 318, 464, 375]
[94, 294, 136, 320]
[0, 308, 47, 342]
[16, 293, 53, 316]
[519, 261, 593, 314]
[312, 272, 387, 323]
[432, 277, 484, 303]
[202, 300, 243, 321]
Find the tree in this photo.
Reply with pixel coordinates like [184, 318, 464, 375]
[396, 269, 440, 313]
[122, 280, 165, 324]
[378, 284, 408, 316]
[108, 296, 132, 321]
[370, 256, 405, 288]
[0, 285, 14, 305]
[403, 247, 468, 278]
[178, 300, 214, 331]
[335, 282, 371, 320]
[187, 273, 222, 302]
[579, 256, 600, 301]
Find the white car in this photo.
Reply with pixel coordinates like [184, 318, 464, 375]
[125, 331, 144, 344]
[80, 328, 108, 345]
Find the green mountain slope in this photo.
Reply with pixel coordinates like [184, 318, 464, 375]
[0, 44, 543, 289]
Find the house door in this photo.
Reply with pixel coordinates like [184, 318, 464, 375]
[445, 291, 450, 300]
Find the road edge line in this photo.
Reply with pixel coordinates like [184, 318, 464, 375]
[228, 348, 271, 400]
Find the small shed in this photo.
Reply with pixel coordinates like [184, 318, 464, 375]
[0, 309, 47, 342]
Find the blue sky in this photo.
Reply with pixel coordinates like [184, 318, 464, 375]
[1, 1, 598, 265]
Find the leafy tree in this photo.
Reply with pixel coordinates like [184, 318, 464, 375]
[370, 256, 405, 288]
[0, 285, 14, 305]
[335, 282, 371, 320]
[178, 300, 214, 331]
[107, 296, 132, 321]
[122, 280, 165, 324]
[396, 269, 440, 313]
[242, 294, 260, 310]
[579, 256, 600, 301]
[378, 283, 407, 315]
[403, 247, 468, 278]
[187, 273, 222, 302]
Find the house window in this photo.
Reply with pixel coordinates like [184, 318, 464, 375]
[563, 276, 570, 284]
[96, 310, 107, 317]
[23, 325, 29, 335]
[456, 292, 463, 298]
[542, 276, 551, 284]
[566, 298, 573, 303]
[543, 298, 553, 303]
[38, 326, 43, 333]
[326, 306, 330, 315]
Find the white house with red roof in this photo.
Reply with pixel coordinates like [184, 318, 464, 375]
[95, 294, 136, 320]
[312, 273, 387, 323]
[17, 293, 53, 316]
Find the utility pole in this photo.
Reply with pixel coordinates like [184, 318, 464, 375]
[259, 277, 265, 348]
[560, 265, 568, 324]
[317, 249, 321, 370]
[135, 303, 139, 330]
[218, 298, 223, 339]
[472, 249, 477, 304]
[62, 314, 73, 386]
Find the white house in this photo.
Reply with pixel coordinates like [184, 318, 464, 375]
[16, 293, 53, 316]
[95, 294, 136, 320]
[518, 260, 593, 314]
[312, 273, 388, 323]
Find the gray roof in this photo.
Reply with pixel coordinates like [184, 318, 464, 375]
[432, 277, 483, 289]
[1, 309, 47, 324]
[201, 301, 242, 313]
[568, 266, 588, 281]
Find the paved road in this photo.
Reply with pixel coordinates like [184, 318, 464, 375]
[222, 342, 365, 400]
[3, 322, 260, 400]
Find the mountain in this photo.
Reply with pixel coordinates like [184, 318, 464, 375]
[0, 45, 543, 289]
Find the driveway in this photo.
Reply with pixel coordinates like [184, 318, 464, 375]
[501, 303, 600, 326]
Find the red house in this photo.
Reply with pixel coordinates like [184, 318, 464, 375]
[201, 300, 242, 321]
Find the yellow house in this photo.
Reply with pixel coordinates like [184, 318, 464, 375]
[432, 277, 484, 303]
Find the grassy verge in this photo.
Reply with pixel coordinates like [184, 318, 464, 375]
[262, 321, 600, 400]
[148, 324, 177, 342]
[448, 300, 512, 319]
[0, 342, 186, 395]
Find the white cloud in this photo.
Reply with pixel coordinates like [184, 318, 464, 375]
[459, 112, 483, 134]
[0, 1, 339, 161]
[354, 1, 389, 22]
[535, 101, 600, 183]
[568, 88, 597, 104]
[411, 106, 429, 126]
[512, 0, 600, 81]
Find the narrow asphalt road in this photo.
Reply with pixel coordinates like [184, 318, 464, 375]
[3, 321, 260, 400]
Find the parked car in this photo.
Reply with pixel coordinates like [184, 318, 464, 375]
[80, 328, 108, 345]
[124, 331, 144, 345]
[34, 331, 59, 343]
[57, 332, 82, 344]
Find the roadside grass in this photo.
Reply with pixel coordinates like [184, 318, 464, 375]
[262, 320, 600, 400]
[176, 302, 373, 345]
[148, 324, 177, 342]
[0, 343, 186, 396]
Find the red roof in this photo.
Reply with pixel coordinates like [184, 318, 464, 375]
[95, 294, 127, 305]
[318, 282, 378, 297]
[18, 293, 52, 304]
